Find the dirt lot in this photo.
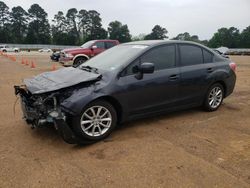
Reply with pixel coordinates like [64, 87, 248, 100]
[0, 52, 249, 188]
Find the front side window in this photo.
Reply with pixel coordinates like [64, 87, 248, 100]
[81, 41, 95, 49]
[94, 42, 105, 49]
[123, 45, 176, 76]
[179, 44, 203, 66]
[140, 45, 176, 70]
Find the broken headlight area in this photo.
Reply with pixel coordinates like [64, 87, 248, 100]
[14, 85, 73, 128]
[14, 85, 88, 144]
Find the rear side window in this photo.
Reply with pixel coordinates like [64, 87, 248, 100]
[140, 45, 176, 70]
[105, 42, 116, 49]
[95, 42, 105, 49]
[203, 49, 213, 63]
[179, 44, 203, 66]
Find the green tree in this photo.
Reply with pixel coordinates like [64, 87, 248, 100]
[85, 10, 107, 41]
[66, 8, 80, 45]
[26, 4, 51, 44]
[0, 1, 11, 42]
[132, 33, 146, 41]
[108, 21, 131, 42]
[78, 9, 89, 43]
[10, 6, 28, 43]
[51, 11, 69, 44]
[144, 25, 168, 40]
[173, 32, 192, 40]
[0, 1, 9, 26]
[208, 27, 240, 48]
[239, 26, 250, 48]
[173, 32, 208, 46]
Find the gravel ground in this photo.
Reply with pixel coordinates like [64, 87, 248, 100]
[0, 52, 249, 188]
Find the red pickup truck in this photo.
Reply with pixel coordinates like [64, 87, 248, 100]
[59, 40, 119, 67]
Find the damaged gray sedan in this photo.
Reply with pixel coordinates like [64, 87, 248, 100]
[14, 40, 236, 144]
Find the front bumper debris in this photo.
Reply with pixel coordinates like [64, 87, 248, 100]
[53, 118, 90, 145]
[14, 85, 87, 145]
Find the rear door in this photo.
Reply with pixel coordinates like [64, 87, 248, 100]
[178, 44, 213, 105]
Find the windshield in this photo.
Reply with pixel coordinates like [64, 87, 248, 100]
[81, 44, 148, 71]
[81, 41, 95, 49]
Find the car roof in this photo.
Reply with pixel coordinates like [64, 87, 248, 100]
[91, 39, 119, 42]
[122, 40, 215, 54]
[123, 40, 205, 46]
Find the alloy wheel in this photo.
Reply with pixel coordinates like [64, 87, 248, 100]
[80, 106, 112, 137]
[208, 86, 223, 109]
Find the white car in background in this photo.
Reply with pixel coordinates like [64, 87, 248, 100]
[38, 48, 52, 53]
[0, 45, 20, 53]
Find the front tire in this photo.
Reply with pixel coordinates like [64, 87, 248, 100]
[203, 83, 224, 111]
[73, 57, 87, 67]
[71, 100, 117, 142]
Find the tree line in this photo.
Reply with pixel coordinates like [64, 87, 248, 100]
[0, 1, 250, 48]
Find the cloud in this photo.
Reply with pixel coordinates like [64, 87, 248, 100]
[3, 0, 250, 39]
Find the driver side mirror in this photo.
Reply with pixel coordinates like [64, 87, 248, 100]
[140, 62, 154, 74]
[91, 45, 97, 50]
[133, 62, 155, 79]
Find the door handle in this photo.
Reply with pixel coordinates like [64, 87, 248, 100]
[207, 68, 214, 73]
[169, 74, 179, 81]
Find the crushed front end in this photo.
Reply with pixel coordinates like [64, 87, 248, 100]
[14, 85, 79, 144]
[13, 67, 102, 144]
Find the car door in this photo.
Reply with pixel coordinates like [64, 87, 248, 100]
[92, 41, 105, 56]
[178, 44, 212, 105]
[117, 44, 181, 117]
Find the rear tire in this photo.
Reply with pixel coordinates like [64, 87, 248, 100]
[203, 83, 224, 111]
[73, 57, 87, 67]
[71, 100, 117, 143]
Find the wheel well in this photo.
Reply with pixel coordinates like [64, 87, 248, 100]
[213, 81, 227, 97]
[74, 55, 88, 62]
[94, 96, 123, 124]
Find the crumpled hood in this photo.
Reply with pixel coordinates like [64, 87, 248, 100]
[24, 67, 101, 94]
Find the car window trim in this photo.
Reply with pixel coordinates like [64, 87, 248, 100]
[120, 43, 177, 77]
[202, 48, 214, 63]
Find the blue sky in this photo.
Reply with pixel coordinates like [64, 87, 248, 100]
[4, 0, 250, 40]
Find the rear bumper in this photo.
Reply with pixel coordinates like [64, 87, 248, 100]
[224, 72, 236, 98]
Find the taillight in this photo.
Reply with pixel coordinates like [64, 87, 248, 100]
[229, 62, 236, 73]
